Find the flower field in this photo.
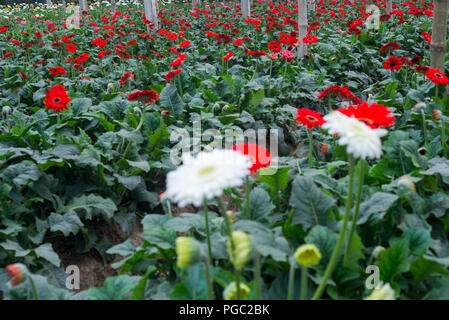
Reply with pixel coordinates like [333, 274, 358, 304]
[0, 0, 449, 301]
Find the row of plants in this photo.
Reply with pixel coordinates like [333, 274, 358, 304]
[1, 0, 449, 299]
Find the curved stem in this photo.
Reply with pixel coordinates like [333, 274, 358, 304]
[421, 109, 428, 146]
[245, 176, 251, 220]
[312, 155, 356, 300]
[28, 276, 39, 300]
[254, 251, 261, 300]
[308, 130, 313, 168]
[343, 159, 365, 267]
[301, 265, 307, 300]
[165, 199, 173, 219]
[236, 270, 241, 300]
[203, 256, 215, 300]
[287, 260, 295, 300]
[203, 197, 213, 264]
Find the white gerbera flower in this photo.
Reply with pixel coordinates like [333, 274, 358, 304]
[365, 282, 395, 300]
[166, 149, 251, 207]
[322, 111, 387, 159]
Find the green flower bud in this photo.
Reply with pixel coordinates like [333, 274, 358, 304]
[223, 281, 251, 300]
[227, 231, 251, 271]
[365, 283, 395, 300]
[294, 244, 322, 267]
[176, 237, 201, 268]
[373, 246, 386, 260]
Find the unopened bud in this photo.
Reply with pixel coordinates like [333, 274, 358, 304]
[223, 281, 251, 300]
[373, 246, 386, 260]
[398, 176, 416, 192]
[176, 237, 202, 268]
[294, 244, 322, 267]
[227, 231, 251, 271]
[432, 109, 441, 121]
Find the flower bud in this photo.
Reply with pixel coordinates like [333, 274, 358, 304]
[372, 246, 386, 260]
[432, 109, 441, 121]
[228, 211, 235, 224]
[365, 283, 395, 300]
[162, 110, 171, 117]
[413, 102, 426, 112]
[223, 281, 251, 300]
[2, 106, 11, 118]
[418, 147, 427, 156]
[5, 263, 27, 286]
[227, 231, 251, 271]
[318, 143, 329, 156]
[108, 82, 114, 90]
[294, 244, 322, 267]
[398, 176, 416, 192]
[176, 237, 201, 268]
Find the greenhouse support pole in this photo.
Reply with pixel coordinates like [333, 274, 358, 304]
[430, 0, 449, 72]
[144, 0, 159, 31]
[386, 0, 392, 13]
[241, 0, 250, 18]
[298, 0, 308, 58]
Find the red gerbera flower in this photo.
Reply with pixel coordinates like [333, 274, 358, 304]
[119, 71, 135, 86]
[44, 84, 71, 112]
[384, 56, 402, 71]
[318, 84, 361, 104]
[279, 34, 292, 44]
[425, 68, 449, 86]
[268, 40, 282, 53]
[116, 48, 130, 60]
[5, 264, 25, 287]
[302, 35, 318, 44]
[232, 142, 271, 173]
[49, 66, 67, 76]
[222, 51, 233, 61]
[216, 33, 232, 44]
[296, 108, 325, 129]
[337, 102, 395, 129]
[165, 69, 182, 82]
[179, 40, 191, 48]
[92, 37, 107, 48]
[128, 90, 159, 104]
[167, 33, 178, 40]
[65, 44, 77, 52]
[76, 53, 89, 63]
[380, 42, 400, 53]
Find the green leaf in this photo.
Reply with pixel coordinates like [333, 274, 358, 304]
[159, 84, 185, 115]
[356, 192, 398, 225]
[402, 228, 432, 256]
[49, 211, 84, 236]
[66, 194, 117, 220]
[305, 225, 338, 271]
[70, 97, 92, 115]
[106, 239, 136, 257]
[257, 167, 290, 196]
[0, 239, 31, 257]
[87, 275, 134, 300]
[410, 256, 449, 283]
[289, 176, 335, 230]
[247, 187, 275, 221]
[34, 243, 61, 267]
[2, 160, 42, 187]
[378, 239, 410, 283]
[423, 278, 449, 300]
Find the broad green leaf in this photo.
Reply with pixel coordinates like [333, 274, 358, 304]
[378, 239, 410, 283]
[159, 84, 185, 115]
[289, 176, 335, 230]
[356, 192, 398, 225]
[257, 166, 290, 196]
[87, 275, 134, 300]
[49, 211, 84, 236]
[34, 243, 61, 267]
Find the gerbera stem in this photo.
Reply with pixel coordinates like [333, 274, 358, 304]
[245, 176, 251, 220]
[165, 198, 173, 219]
[421, 108, 429, 145]
[435, 84, 439, 101]
[236, 270, 241, 300]
[254, 250, 262, 300]
[287, 259, 295, 300]
[203, 197, 213, 264]
[308, 130, 313, 168]
[312, 154, 356, 300]
[203, 255, 215, 300]
[301, 265, 307, 300]
[57, 113, 61, 125]
[343, 159, 365, 267]
[441, 118, 447, 158]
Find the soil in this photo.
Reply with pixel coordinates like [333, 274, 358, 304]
[51, 217, 144, 291]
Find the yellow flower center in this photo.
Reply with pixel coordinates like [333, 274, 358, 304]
[198, 166, 216, 176]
